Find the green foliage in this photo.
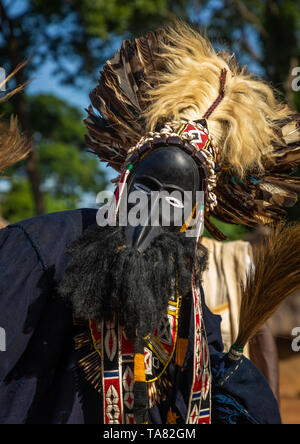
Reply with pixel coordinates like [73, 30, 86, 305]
[194, 0, 300, 224]
[1, 180, 35, 223]
[0, 0, 189, 223]
[27, 94, 105, 198]
[0, 0, 189, 83]
[195, 0, 300, 111]
[1, 178, 74, 223]
[73, 0, 188, 37]
[29, 94, 86, 146]
[203, 217, 249, 242]
[1, 94, 107, 221]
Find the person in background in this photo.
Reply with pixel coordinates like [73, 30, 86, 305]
[202, 236, 279, 401]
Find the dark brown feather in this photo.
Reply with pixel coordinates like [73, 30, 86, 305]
[0, 115, 32, 171]
[212, 114, 300, 233]
[84, 30, 168, 172]
[85, 30, 300, 238]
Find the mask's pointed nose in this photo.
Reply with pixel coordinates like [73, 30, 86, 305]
[124, 194, 163, 252]
[125, 224, 163, 252]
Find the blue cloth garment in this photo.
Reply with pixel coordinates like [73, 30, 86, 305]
[0, 209, 281, 424]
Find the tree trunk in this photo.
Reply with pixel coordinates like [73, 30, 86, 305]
[0, 1, 45, 215]
[11, 91, 45, 215]
[262, 1, 299, 109]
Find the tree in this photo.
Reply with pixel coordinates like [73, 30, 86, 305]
[0, 0, 190, 216]
[193, 0, 300, 225]
[193, 0, 300, 110]
[1, 94, 107, 222]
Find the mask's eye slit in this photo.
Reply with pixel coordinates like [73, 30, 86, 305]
[164, 196, 184, 208]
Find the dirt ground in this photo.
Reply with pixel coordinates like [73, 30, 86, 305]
[277, 339, 300, 424]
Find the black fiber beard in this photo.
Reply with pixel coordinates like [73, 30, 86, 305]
[59, 225, 208, 339]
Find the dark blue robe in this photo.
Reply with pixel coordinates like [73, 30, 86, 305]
[0, 209, 281, 424]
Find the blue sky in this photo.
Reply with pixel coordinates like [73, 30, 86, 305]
[6, 0, 93, 110]
[27, 59, 92, 110]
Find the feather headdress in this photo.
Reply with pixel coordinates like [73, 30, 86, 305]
[85, 22, 300, 239]
[0, 62, 32, 172]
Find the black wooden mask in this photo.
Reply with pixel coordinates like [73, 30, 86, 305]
[124, 146, 203, 251]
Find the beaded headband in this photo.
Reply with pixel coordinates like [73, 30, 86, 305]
[121, 120, 218, 212]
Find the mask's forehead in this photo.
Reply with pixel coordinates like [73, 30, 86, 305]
[129, 146, 200, 192]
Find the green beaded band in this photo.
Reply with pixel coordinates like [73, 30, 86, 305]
[228, 345, 244, 361]
[231, 344, 244, 352]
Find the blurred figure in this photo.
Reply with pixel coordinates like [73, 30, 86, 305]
[202, 236, 279, 401]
